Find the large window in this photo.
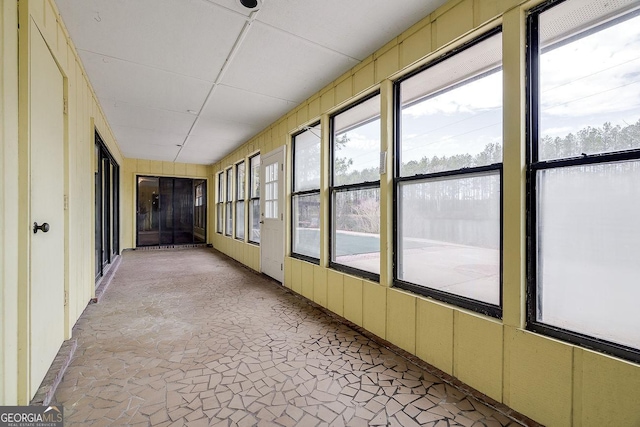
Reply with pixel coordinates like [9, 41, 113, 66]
[235, 161, 246, 240]
[330, 95, 381, 278]
[225, 168, 233, 237]
[95, 131, 119, 282]
[291, 123, 321, 262]
[528, 0, 640, 361]
[248, 153, 261, 244]
[216, 172, 224, 234]
[395, 30, 503, 317]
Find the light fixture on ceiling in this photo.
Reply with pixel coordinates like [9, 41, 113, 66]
[236, 0, 261, 10]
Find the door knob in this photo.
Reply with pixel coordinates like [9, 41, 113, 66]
[33, 222, 50, 233]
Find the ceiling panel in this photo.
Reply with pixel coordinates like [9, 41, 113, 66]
[178, 133, 240, 164]
[121, 143, 181, 161]
[100, 100, 197, 135]
[257, 0, 449, 60]
[80, 50, 211, 114]
[201, 84, 296, 128]
[56, 0, 247, 81]
[112, 125, 186, 155]
[186, 118, 263, 148]
[220, 21, 360, 103]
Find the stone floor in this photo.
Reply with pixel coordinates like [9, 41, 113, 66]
[54, 248, 524, 427]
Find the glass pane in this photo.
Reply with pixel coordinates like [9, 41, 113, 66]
[216, 203, 223, 233]
[225, 203, 233, 236]
[218, 172, 224, 203]
[539, 3, 640, 160]
[400, 33, 502, 176]
[137, 177, 159, 246]
[333, 95, 381, 186]
[294, 125, 321, 191]
[236, 162, 245, 200]
[226, 169, 233, 202]
[249, 200, 261, 243]
[333, 188, 380, 274]
[537, 161, 640, 349]
[235, 201, 245, 240]
[159, 178, 174, 245]
[250, 154, 261, 198]
[292, 193, 320, 259]
[194, 180, 206, 243]
[173, 178, 194, 244]
[398, 172, 500, 305]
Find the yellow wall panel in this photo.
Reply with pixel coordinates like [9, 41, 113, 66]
[386, 289, 416, 353]
[174, 162, 186, 177]
[327, 270, 344, 316]
[284, 257, 292, 289]
[353, 61, 374, 95]
[136, 159, 149, 174]
[313, 265, 328, 307]
[42, 0, 58, 50]
[343, 275, 363, 326]
[162, 162, 175, 176]
[473, 0, 500, 26]
[578, 349, 640, 427]
[186, 163, 197, 176]
[416, 298, 453, 375]
[335, 75, 353, 106]
[435, 0, 474, 49]
[375, 45, 399, 82]
[287, 113, 297, 135]
[291, 258, 302, 294]
[362, 281, 386, 339]
[308, 96, 321, 120]
[400, 24, 432, 68]
[296, 104, 308, 126]
[320, 88, 335, 113]
[301, 261, 314, 300]
[506, 328, 573, 427]
[454, 312, 503, 401]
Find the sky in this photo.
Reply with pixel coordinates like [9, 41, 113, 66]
[334, 9, 640, 173]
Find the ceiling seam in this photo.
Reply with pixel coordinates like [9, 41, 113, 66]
[173, 6, 262, 163]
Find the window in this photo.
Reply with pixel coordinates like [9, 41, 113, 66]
[248, 153, 261, 244]
[95, 131, 119, 281]
[528, 0, 640, 361]
[395, 30, 503, 317]
[216, 172, 224, 234]
[291, 123, 321, 262]
[330, 95, 381, 278]
[225, 168, 233, 237]
[235, 161, 246, 240]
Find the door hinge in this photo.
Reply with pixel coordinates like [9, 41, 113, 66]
[63, 97, 68, 114]
[64, 194, 69, 210]
[64, 290, 68, 306]
[281, 263, 283, 271]
[281, 213, 283, 220]
[281, 163, 283, 171]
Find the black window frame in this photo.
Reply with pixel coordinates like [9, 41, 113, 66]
[329, 92, 381, 282]
[393, 28, 504, 319]
[526, 0, 640, 363]
[225, 167, 233, 237]
[291, 122, 322, 264]
[248, 153, 261, 245]
[235, 160, 246, 241]
[216, 171, 224, 234]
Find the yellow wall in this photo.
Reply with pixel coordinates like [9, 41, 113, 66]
[210, 0, 640, 425]
[1, 0, 124, 403]
[121, 159, 210, 249]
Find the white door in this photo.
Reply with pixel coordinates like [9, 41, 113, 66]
[29, 23, 65, 394]
[260, 146, 285, 282]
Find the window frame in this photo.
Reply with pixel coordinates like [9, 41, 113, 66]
[526, 0, 640, 363]
[248, 153, 261, 245]
[291, 122, 322, 264]
[235, 160, 246, 241]
[328, 92, 382, 281]
[225, 167, 233, 237]
[393, 28, 504, 319]
[216, 171, 224, 234]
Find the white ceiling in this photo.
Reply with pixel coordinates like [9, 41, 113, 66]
[55, 0, 447, 164]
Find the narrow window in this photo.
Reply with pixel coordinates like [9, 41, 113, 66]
[291, 123, 321, 262]
[528, 0, 640, 361]
[248, 153, 261, 244]
[235, 161, 246, 240]
[225, 167, 233, 237]
[395, 30, 503, 317]
[216, 172, 224, 234]
[330, 94, 381, 279]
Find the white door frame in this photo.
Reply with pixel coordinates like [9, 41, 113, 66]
[260, 146, 286, 282]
